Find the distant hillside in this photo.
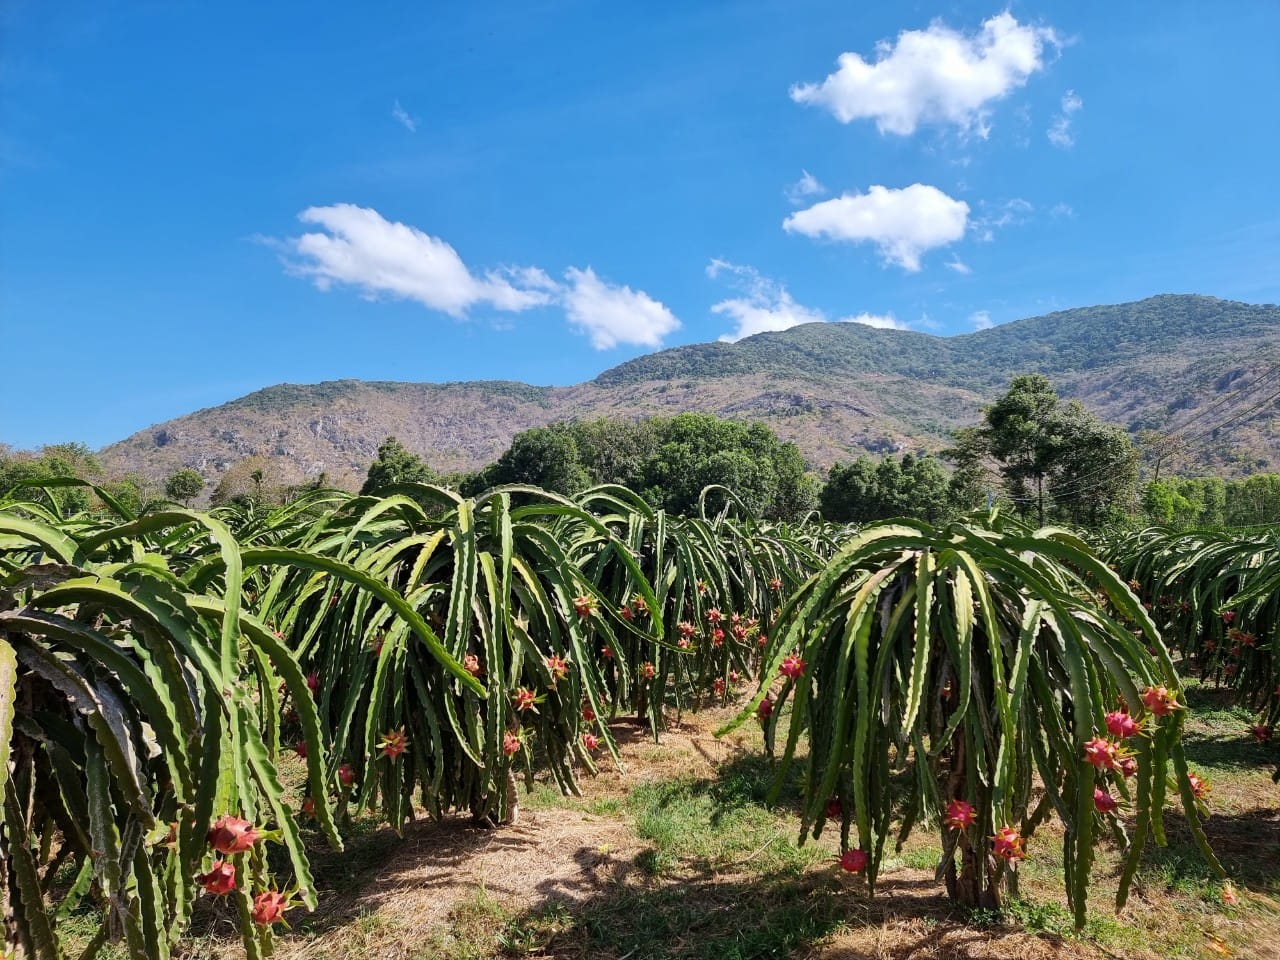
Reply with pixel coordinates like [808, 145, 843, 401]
[100, 295, 1280, 490]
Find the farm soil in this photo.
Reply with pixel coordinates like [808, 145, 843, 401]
[251, 706, 1279, 960]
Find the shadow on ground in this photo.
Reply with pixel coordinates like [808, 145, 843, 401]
[503, 851, 1092, 960]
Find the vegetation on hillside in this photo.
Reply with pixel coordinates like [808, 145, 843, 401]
[94, 295, 1280, 486]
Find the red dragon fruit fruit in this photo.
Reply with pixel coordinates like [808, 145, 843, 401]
[197, 860, 237, 896]
[1105, 709, 1140, 739]
[513, 687, 537, 712]
[1084, 736, 1118, 771]
[944, 799, 977, 831]
[251, 890, 289, 926]
[780, 655, 806, 679]
[1093, 788, 1119, 814]
[546, 655, 569, 682]
[1140, 685, 1182, 717]
[837, 848, 869, 873]
[207, 816, 259, 855]
[378, 729, 409, 759]
[991, 826, 1026, 862]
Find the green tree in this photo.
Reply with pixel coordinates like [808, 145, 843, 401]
[1047, 402, 1138, 526]
[164, 468, 205, 505]
[476, 423, 591, 496]
[958, 374, 1138, 527]
[361, 436, 437, 494]
[821, 457, 878, 522]
[821, 453, 970, 524]
[471, 414, 819, 520]
[102, 472, 155, 515]
[0, 442, 102, 514]
[638, 414, 817, 519]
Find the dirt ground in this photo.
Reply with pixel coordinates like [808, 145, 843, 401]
[238, 706, 1279, 960]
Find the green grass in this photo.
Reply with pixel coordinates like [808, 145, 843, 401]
[415, 887, 571, 960]
[974, 897, 1198, 956]
[566, 874, 850, 960]
[519, 780, 624, 817]
[502, 757, 854, 959]
[626, 772, 828, 878]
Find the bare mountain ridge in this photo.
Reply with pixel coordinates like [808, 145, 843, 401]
[100, 295, 1280, 489]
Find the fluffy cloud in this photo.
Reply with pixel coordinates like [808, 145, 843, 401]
[282, 204, 679, 350]
[970, 309, 994, 330]
[783, 183, 969, 271]
[708, 261, 827, 341]
[785, 170, 827, 205]
[791, 13, 1058, 137]
[562, 267, 680, 349]
[1047, 90, 1082, 147]
[945, 256, 972, 275]
[392, 100, 417, 133]
[708, 260, 902, 342]
[289, 205, 551, 316]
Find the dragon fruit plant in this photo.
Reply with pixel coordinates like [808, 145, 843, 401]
[727, 513, 1224, 928]
[0, 502, 350, 960]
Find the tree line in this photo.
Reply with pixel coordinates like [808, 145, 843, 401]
[360, 374, 1149, 527]
[6, 373, 1278, 530]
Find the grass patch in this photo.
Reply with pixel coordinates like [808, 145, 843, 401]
[416, 887, 571, 960]
[520, 781, 623, 817]
[627, 773, 826, 878]
[979, 897, 1189, 956]
[564, 873, 849, 960]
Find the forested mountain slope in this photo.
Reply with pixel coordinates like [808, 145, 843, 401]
[100, 295, 1280, 488]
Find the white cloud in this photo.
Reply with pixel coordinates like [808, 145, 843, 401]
[1050, 201, 1075, 219]
[1047, 89, 1082, 147]
[281, 204, 678, 350]
[791, 13, 1059, 137]
[972, 197, 1033, 241]
[562, 267, 680, 350]
[945, 256, 972, 275]
[785, 170, 827, 205]
[783, 183, 969, 271]
[970, 309, 994, 330]
[707, 260, 903, 341]
[288, 204, 551, 316]
[848, 312, 906, 330]
[708, 261, 828, 341]
[392, 100, 417, 133]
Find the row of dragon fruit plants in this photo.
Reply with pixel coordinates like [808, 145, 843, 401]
[1, 480, 1272, 958]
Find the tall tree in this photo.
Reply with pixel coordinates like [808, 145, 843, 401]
[361, 436, 437, 494]
[474, 424, 590, 496]
[210, 456, 285, 508]
[955, 375, 1138, 527]
[164, 468, 205, 505]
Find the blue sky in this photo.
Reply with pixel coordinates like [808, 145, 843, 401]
[4, 1, 1280, 450]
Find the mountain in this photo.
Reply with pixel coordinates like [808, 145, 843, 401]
[100, 295, 1280, 489]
